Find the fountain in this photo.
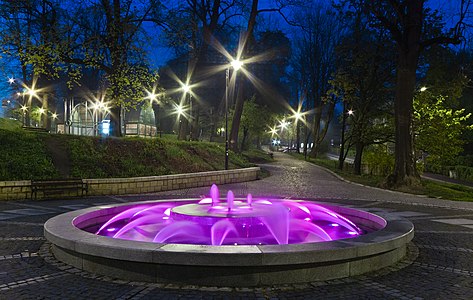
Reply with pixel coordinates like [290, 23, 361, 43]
[44, 185, 414, 286]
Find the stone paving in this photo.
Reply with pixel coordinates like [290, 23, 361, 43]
[1, 152, 473, 299]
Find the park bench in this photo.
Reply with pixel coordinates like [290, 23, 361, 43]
[31, 179, 88, 200]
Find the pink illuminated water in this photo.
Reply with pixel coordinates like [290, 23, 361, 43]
[91, 185, 363, 245]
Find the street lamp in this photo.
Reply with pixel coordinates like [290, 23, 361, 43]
[181, 83, 193, 140]
[20, 105, 28, 126]
[225, 58, 243, 170]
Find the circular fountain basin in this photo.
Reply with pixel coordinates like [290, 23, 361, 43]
[44, 198, 413, 286]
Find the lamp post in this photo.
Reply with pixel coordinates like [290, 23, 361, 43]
[182, 83, 192, 140]
[224, 59, 243, 170]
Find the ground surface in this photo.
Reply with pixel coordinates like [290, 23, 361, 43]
[1, 152, 473, 299]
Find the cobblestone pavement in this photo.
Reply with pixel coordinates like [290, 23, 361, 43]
[1, 152, 473, 299]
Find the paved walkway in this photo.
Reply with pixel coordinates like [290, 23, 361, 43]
[1, 152, 473, 299]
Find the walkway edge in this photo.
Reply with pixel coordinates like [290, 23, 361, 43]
[308, 162, 473, 211]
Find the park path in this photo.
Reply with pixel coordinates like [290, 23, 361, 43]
[155, 151, 473, 211]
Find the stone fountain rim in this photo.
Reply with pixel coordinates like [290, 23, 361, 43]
[44, 198, 414, 267]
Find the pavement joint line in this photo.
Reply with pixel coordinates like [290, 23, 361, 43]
[6, 202, 61, 212]
[410, 214, 473, 220]
[0, 252, 39, 260]
[116, 286, 151, 300]
[413, 262, 473, 276]
[416, 244, 473, 253]
[415, 230, 473, 234]
[0, 237, 45, 241]
[0, 271, 68, 290]
[107, 195, 129, 203]
[362, 281, 421, 299]
[0, 221, 44, 226]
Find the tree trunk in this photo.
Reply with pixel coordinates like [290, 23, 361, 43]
[339, 103, 347, 170]
[354, 141, 364, 175]
[43, 94, 50, 130]
[383, 1, 423, 187]
[190, 99, 200, 140]
[178, 115, 188, 140]
[229, 81, 243, 152]
[228, 0, 258, 152]
[109, 105, 122, 137]
[152, 102, 160, 136]
[241, 127, 249, 151]
[308, 106, 322, 158]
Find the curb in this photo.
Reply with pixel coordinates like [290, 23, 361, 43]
[306, 161, 473, 211]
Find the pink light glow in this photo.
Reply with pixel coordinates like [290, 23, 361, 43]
[91, 185, 364, 246]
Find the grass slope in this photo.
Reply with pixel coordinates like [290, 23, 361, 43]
[0, 118, 261, 180]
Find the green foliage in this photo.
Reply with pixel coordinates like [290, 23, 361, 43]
[414, 91, 473, 166]
[0, 129, 58, 180]
[239, 97, 274, 150]
[0, 118, 21, 131]
[363, 145, 394, 176]
[107, 65, 161, 110]
[64, 135, 252, 179]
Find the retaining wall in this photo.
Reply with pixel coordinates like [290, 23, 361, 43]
[0, 167, 260, 200]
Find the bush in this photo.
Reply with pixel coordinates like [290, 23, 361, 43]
[0, 129, 58, 180]
[363, 146, 394, 176]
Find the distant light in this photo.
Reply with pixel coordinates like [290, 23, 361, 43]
[348, 231, 358, 235]
[330, 223, 340, 227]
[101, 120, 110, 135]
[17, 92, 21, 96]
[27, 88, 37, 97]
[8, 77, 14, 84]
[348, 110, 354, 115]
[38, 108, 45, 115]
[231, 59, 243, 71]
[52, 113, 58, 119]
[420, 86, 427, 92]
[182, 84, 190, 93]
[175, 104, 184, 116]
[220, 127, 225, 132]
[147, 91, 158, 101]
[294, 111, 302, 121]
[20, 105, 28, 112]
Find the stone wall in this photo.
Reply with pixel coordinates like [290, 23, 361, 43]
[0, 181, 31, 201]
[0, 167, 260, 200]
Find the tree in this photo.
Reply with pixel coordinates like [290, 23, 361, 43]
[414, 90, 472, 166]
[331, 2, 396, 174]
[239, 96, 273, 150]
[364, 0, 470, 187]
[291, 2, 343, 158]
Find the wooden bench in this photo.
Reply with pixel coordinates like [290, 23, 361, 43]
[31, 179, 88, 200]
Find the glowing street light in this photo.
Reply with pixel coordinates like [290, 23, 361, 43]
[8, 77, 14, 84]
[230, 59, 243, 71]
[147, 91, 158, 102]
[182, 83, 191, 94]
[51, 113, 58, 119]
[26, 88, 37, 98]
[38, 107, 45, 115]
[348, 109, 354, 116]
[175, 104, 184, 117]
